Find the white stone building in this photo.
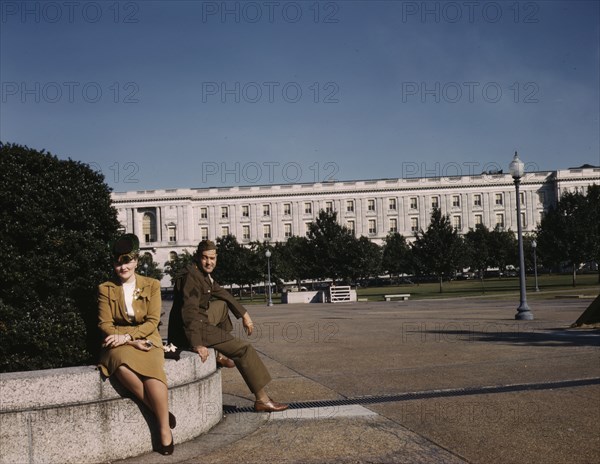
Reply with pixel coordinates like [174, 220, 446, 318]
[111, 166, 600, 286]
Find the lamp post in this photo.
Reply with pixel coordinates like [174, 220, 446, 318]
[532, 239, 540, 292]
[509, 152, 533, 320]
[265, 249, 273, 307]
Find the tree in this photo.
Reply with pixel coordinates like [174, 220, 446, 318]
[272, 236, 312, 288]
[138, 252, 164, 281]
[488, 226, 517, 275]
[0, 142, 120, 372]
[537, 186, 599, 286]
[381, 232, 412, 281]
[306, 210, 356, 283]
[347, 236, 382, 285]
[411, 207, 466, 292]
[163, 250, 194, 286]
[464, 224, 493, 291]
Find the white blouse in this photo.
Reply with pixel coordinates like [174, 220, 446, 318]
[122, 280, 136, 318]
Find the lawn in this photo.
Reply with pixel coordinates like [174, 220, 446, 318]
[233, 273, 599, 305]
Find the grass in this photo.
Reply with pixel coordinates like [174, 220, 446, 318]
[358, 274, 599, 301]
[235, 273, 599, 304]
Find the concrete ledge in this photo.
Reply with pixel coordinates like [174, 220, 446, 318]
[0, 351, 222, 464]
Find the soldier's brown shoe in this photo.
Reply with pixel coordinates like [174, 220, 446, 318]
[216, 354, 235, 368]
[254, 399, 289, 412]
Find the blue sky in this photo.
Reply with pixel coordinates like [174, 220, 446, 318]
[1, 0, 599, 191]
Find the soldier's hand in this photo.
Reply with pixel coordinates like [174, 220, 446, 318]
[242, 314, 254, 336]
[194, 345, 209, 363]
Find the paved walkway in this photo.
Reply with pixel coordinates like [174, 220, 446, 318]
[117, 293, 600, 464]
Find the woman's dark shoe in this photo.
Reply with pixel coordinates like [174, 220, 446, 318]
[158, 433, 174, 456]
[169, 412, 177, 429]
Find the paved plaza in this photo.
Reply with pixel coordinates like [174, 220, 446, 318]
[120, 293, 600, 464]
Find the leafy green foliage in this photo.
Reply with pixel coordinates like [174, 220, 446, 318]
[411, 207, 467, 292]
[381, 233, 412, 278]
[163, 250, 194, 286]
[137, 252, 164, 281]
[537, 184, 600, 285]
[0, 142, 120, 372]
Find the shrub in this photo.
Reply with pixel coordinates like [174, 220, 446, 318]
[0, 142, 120, 372]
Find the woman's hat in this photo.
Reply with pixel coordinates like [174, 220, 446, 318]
[111, 234, 140, 263]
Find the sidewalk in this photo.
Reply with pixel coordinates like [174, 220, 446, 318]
[118, 294, 600, 464]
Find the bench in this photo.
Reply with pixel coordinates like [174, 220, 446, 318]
[384, 294, 411, 301]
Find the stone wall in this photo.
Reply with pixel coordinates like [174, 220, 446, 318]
[0, 351, 221, 464]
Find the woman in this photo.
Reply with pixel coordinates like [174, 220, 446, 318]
[98, 233, 175, 456]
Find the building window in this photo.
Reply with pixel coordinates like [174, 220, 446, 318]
[305, 222, 311, 236]
[347, 220, 355, 235]
[200, 227, 208, 240]
[389, 218, 398, 233]
[431, 196, 439, 209]
[263, 224, 271, 239]
[283, 203, 291, 216]
[520, 192, 525, 205]
[473, 194, 482, 207]
[452, 215, 462, 230]
[263, 204, 270, 217]
[142, 212, 157, 243]
[168, 225, 177, 242]
[495, 213, 504, 229]
[242, 225, 250, 240]
[452, 195, 460, 207]
[284, 223, 292, 238]
[475, 214, 483, 225]
[242, 205, 250, 217]
[495, 193, 503, 206]
[221, 226, 229, 237]
[221, 207, 228, 219]
[304, 202, 312, 214]
[411, 217, 419, 232]
[368, 219, 377, 235]
[410, 197, 418, 210]
[325, 201, 333, 213]
[521, 212, 527, 228]
[346, 200, 354, 213]
[367, 199, 376, 211]
[200, 207, 208, 219]
[389, 198, 397, 210]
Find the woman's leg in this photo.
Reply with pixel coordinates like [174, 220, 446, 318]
[114, 366, 171, 445]
[143, 378, 171, 445]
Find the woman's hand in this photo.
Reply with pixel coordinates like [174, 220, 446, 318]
[129, 339, 153, 351]
[102, 333, 131, 348]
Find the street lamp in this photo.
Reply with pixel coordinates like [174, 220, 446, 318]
[265, 249, 273, 307]
[532, 239, 540, 292]
[509, 152, 533, 320]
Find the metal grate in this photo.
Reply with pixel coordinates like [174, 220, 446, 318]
[223, 377, 600, 414]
